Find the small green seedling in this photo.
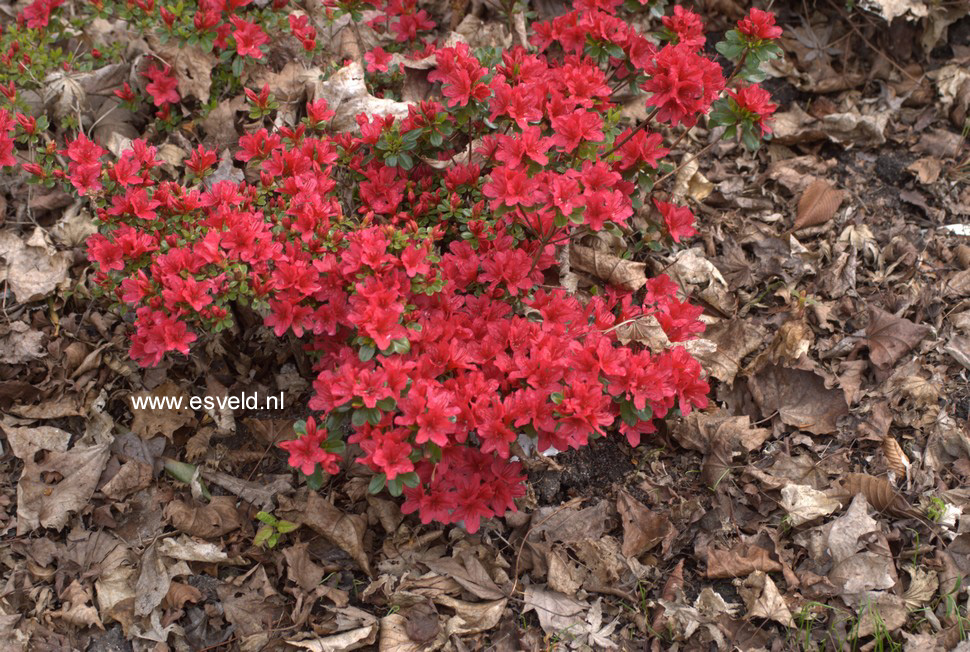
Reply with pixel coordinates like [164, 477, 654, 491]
[253, 511, 299, 548]
[926, 496, 948, 523]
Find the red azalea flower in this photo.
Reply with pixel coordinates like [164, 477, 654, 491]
[642, 44, 724, 127]
[230, 15, 269, 59]
[737, 8, 782, 41]
[653, 199, 697, 242]
[728, 84, 778, 134]
[662, 6, 706, 49]
[143, 63, 179, 106]
[364, 46, 393, 73]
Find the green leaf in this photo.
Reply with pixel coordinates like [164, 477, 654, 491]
[322, 437, 345, 454]
[368, 473, 387, 494]
[387, 475, 404, 497]
[399, 471, 420, 488]
[740, 127, 762, 152]
[351, 409, 370, 428]
[253, 525, 274, 547]
[276, 520, 299, 534]
[635, 405, 653, 421]
[376, 397, 397, 411]
[255, 511, 277, 526]
[620, 400, 639, 428]
[304, 466, 325, 491]
[358, 344, 376, 362]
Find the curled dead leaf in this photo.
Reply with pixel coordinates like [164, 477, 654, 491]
[832, 473, 923, 521]
[882, 437, 910, 479]
[706, 543, 782, 579]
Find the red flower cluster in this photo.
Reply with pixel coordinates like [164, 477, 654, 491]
[11, 0, 781, 532]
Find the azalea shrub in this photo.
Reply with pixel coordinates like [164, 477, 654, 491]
[4, 0, 782, 532]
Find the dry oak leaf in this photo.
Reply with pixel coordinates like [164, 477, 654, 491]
[706, 543, 782, 579]
[164, 495, 242, 538]
[794, 179, 845, 231]
[866, 306, 931, 369]
[617, 490, 676, 558]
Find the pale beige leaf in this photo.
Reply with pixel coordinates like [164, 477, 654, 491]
[780, 484, 841, 526]
[737, 571, 794, 627]
[903, 567, 939, 608]
[0, 229, 72, 303]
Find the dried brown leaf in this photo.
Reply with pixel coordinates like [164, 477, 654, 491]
[706, 543, 782, 579]
[794, 179, 845, 230]
[737, 571, 794, 627]
[283, 543, 326, 593]
[617, 490, 676, 558]
[650, 559, 685, 631]
[747, 363, 849, 435]
[835, 473, 922, 520]
[17, 443, 111, 534]
[866, 306, 931, 369]
[284, 492, 372, 576]
[570, 244, 646, 291]
[403, 600, 440, 644]
[53, 580, 104, 630]
[882, 437, 910, 479]
[101, 459, 153, 500]
[165, 581, 203, 610]
[164, 496, 242, 538]
[0, 229, 72, 303]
